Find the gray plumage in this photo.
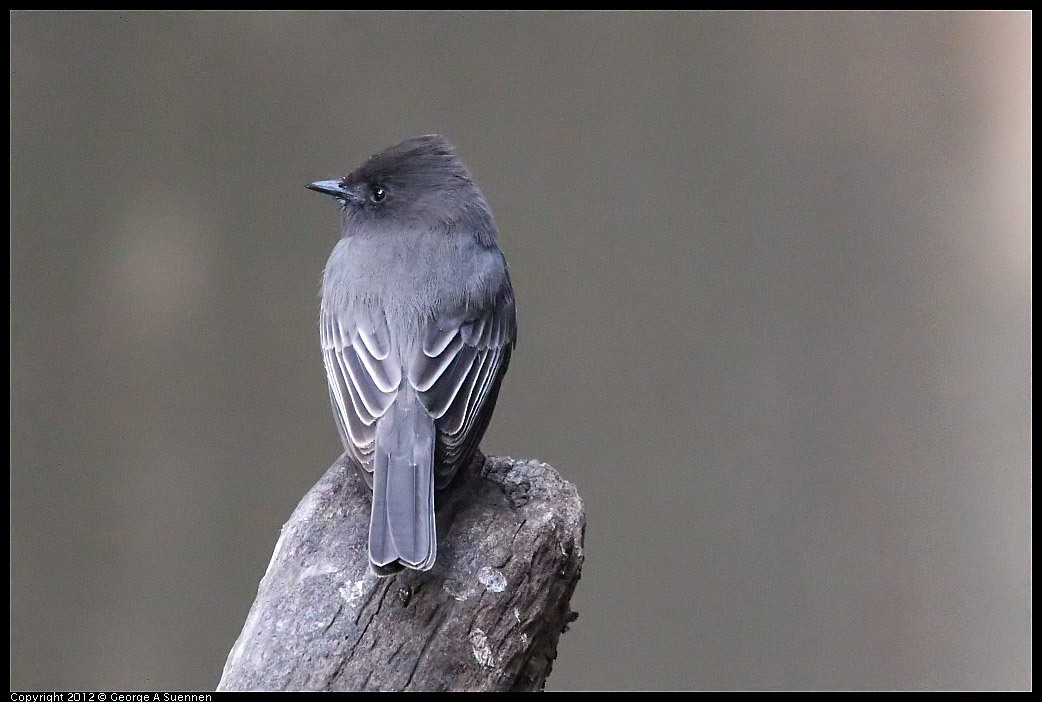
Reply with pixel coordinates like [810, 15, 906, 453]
[309, 135, 516, 575]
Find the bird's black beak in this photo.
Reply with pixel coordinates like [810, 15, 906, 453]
[306, 179, 355, 202]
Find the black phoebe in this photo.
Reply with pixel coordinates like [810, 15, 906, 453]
[308, 135, 516, 575]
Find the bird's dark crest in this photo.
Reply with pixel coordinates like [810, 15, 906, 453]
[351, 135, 473, 189]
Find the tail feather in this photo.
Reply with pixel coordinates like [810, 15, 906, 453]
[369, 389, 437, 573]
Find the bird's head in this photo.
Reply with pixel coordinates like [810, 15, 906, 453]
[308, 135, 482, 231]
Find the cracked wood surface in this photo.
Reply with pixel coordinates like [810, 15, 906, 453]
[217, 454, 585, 692]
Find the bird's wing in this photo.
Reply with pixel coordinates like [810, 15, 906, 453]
[408, 293, 516, 486]
[320, 302, 402, 481]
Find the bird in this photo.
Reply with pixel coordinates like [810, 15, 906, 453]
[307, 135, 516, 575]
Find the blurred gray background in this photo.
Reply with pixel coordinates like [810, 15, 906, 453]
[10, 11, 1030, 691]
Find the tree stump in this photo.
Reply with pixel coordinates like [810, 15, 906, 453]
[218, 454, 585, 691]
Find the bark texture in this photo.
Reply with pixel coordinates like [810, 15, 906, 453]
[218, 454, 585, 691]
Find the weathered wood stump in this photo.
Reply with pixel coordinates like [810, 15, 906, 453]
[218, 454, 585, 691]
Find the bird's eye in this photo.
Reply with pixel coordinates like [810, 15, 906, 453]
[370, 184, 386, 203]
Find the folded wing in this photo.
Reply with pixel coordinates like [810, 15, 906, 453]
[320, 303, 401, 483]
[408, 295, 516, 486]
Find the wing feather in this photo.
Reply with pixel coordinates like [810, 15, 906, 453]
[321, 302, 400, 476]
[408, 334, 464, 392]
[410, 295, 516, 485]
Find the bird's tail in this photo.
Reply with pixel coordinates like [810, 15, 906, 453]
[369, 387, 437, 575]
